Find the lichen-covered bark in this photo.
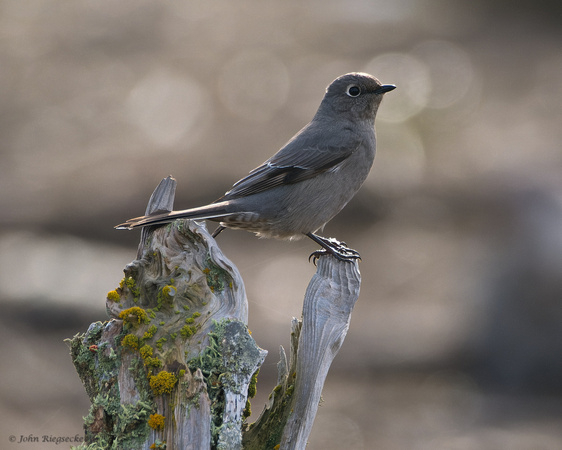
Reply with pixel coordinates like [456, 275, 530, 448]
[69, 219, 264, 450]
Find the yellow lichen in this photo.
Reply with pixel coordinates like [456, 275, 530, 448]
[161, 285, 176, 300]
[119, 276, 140, 301]
[155, 337, 167, 351]
[185, 311, 201, 325]
[148, 413, 165, 431]
[139, 344, 153, 359]
[106, 290, 120, 302]
[121, 334, 139, 350]
[118, 307, 149, 327]
[144, 357, 162, 369]
[149, 371, 178, 395]
[143, 325, 158, 340]
[180, 325, 197, 338]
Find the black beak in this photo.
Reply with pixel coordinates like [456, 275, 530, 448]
[374, 84, 396, 94]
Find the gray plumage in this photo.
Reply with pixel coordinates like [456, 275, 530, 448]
[117, 72, 395, 260]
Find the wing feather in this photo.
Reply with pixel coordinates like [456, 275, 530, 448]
[219, 123, 361, 200]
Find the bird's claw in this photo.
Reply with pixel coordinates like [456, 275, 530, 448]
[308, 240, 361, 265]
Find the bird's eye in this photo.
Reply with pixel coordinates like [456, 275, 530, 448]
[346, 85, 361, 97]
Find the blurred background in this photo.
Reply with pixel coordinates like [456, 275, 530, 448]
[1, 0, 562, 448]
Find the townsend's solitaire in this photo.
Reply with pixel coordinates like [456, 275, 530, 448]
[117, 72, 395, 261]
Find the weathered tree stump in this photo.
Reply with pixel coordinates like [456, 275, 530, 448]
[242, 258, 361, 450]
[69, 177, 361, 449]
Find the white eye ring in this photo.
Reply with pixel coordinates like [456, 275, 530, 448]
[346, 85, 361, 97]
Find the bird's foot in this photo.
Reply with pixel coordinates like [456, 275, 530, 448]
[306, 233, 361, 265]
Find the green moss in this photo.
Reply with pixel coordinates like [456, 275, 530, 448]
[203, 257, 231, 294]
[248, 369, 259, 398]
[186, 320, 231, 446]
[242, 377, 295, 449]
[243, 399, 252, 420]
[68, 324, 156, 450]
[81, 396, 153, 449]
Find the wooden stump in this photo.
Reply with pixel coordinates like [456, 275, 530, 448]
[69, 177, 361, 450]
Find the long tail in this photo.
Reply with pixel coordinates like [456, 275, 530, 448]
[115, 201, 234, 230]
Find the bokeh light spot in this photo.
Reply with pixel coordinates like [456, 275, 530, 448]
[365, 52, 431, 122]
[126, 70, 209, 148]
[218, 51, 290, 122]
[413, 40, 475, 109]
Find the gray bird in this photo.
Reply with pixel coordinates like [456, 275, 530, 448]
[117, 72, 395, 261]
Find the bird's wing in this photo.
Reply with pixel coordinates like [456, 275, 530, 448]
[219, 130, 361, 200]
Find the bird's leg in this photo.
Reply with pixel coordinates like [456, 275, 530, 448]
[212, 225, 226, 238]
[306, 232, 361, 264]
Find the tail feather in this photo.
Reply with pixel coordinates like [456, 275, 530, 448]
[115, 202, 234, 230]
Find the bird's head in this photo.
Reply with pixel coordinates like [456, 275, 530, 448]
[319, 72, 395, 121]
